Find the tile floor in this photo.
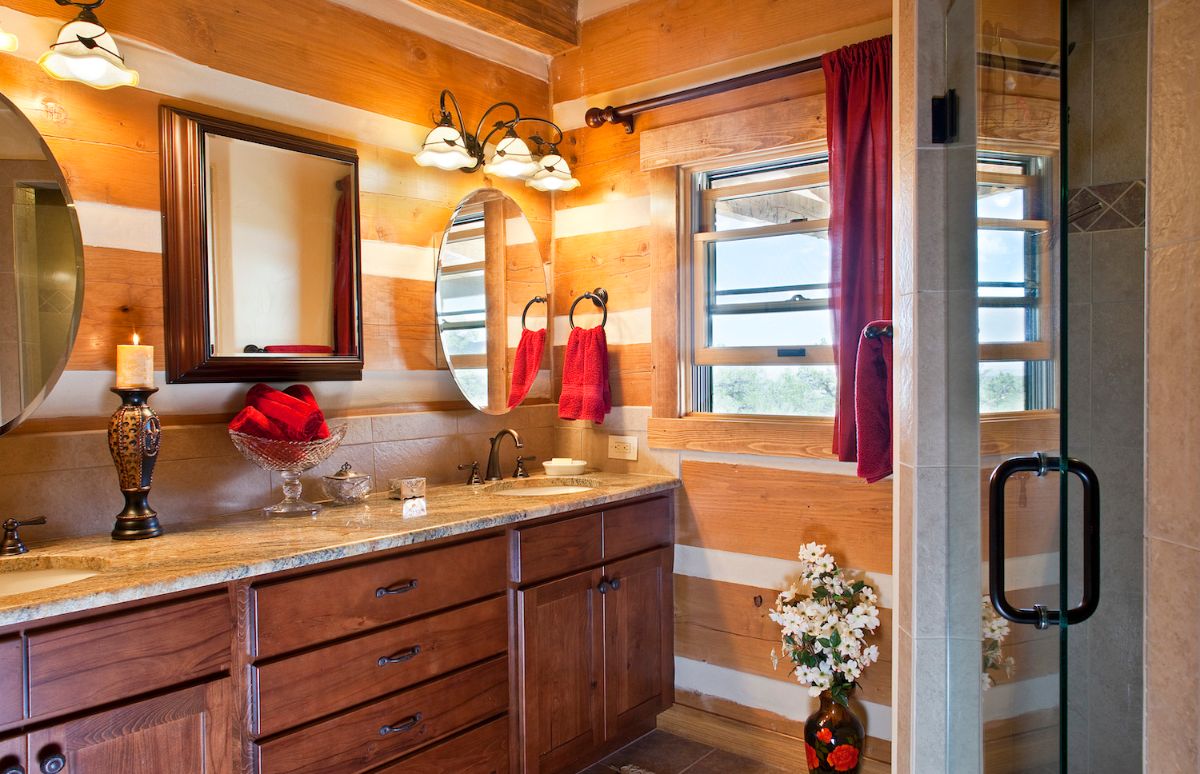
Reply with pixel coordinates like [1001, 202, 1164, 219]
[579, 730, 789, 774]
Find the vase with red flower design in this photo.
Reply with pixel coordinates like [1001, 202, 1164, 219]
[804, 688, 864, 773]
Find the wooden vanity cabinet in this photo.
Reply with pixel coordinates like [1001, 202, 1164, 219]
[514, 496, 674, 774]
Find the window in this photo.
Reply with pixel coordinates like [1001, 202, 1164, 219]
[686, 151, 836, 417]
[976, 151, 1055, 413]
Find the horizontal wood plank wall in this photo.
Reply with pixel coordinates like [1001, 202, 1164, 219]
[550, 1, 896, 765]
[0, 6, 552, 407]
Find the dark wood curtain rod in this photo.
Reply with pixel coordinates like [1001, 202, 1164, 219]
[584, 55, 824, 134]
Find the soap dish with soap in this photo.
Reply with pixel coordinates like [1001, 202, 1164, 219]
[543, 458, 588, 476]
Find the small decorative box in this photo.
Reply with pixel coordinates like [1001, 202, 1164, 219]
[402, 497, 427, 518]
[322, 462, 372, 506]
[389, 477, 426, 500]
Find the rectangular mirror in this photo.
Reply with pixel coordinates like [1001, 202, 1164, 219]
[161, 106, 363, 382]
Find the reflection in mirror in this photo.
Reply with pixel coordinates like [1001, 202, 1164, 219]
[205, 135, 356, 357]
[0, 93, 83, 435]
[436, 189, 547, 414]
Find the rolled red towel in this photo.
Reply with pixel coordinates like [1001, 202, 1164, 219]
[228, 406, 286, 440]
[264, 345, 334, 354]
[283, 384, 330, 439]
[246, 383, 324, 441]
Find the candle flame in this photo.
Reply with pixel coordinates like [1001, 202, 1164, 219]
[132, 333, 140, 346]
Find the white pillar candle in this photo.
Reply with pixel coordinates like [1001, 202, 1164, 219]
[116, 333, 155, 389]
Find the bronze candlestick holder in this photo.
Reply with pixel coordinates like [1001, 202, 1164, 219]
[108, 387, 163, 540]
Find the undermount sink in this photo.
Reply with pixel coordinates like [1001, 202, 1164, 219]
[0, 555, 108, 597]
[487, 477, 599, 497]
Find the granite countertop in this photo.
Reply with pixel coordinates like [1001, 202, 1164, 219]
[0, 472, 678, 627]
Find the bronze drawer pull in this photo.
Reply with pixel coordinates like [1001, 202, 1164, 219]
[38, 754, 65, 774]
[379, 712, 422, 736]
[377, 645, 421, 667]
[598, 577, 621, 594]
[375, 579, 418, 598]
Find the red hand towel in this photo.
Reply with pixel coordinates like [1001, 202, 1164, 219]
[264, 345, 334, 354]
[228, 406, 286, 440]
[246, 383, 324, 441]
[855, 320, 893, 483]
[284, 384, 331, 439]
[558, 326, 612, 424]
[507, 328, 547, 409]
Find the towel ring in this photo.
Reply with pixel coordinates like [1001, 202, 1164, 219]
[521, 296, 547, 331]
[569, 288, 609, 330]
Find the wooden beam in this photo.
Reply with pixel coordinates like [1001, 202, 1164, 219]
[405, 0, 579, 54]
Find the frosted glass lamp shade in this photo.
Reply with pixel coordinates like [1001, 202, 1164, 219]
[483, 134, 538, 179]
[414, 124, 476, 170]
[0, 28, 17, 53]
[39, 19, 139, 89]
[526, 153, 580, 192]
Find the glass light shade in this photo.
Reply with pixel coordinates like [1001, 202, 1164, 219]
[0, 28, 17, 53]
[39, 19, 139, 89]
[414, 124, 476, 170]
[483, 134, 538, 179]
[526, 153, 581, 192]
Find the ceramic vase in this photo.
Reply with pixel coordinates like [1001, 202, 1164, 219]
[804, 688, 864, 773]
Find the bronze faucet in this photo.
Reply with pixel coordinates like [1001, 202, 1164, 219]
[485, 429, 524, 481]
[1, 517, 46, 556]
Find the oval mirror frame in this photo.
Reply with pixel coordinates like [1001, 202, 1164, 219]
[0, 92, 85, 437]
[435, 189, 548, 415]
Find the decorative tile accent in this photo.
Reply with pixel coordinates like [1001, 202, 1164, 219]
[1068, 179, 1146, 231]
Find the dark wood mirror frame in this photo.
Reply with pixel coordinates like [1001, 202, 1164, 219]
[160, 105, 364, 383]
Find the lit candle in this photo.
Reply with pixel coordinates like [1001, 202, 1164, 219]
[116, 333, 155, 389]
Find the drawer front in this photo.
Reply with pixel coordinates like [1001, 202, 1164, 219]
[603, 497, 671, 561]
[253, 596, 508, 736]
[0, 636, 21, 726]
[513, 513, 602, 585]
[253, 536, 506, 658]
[28, 593, 232, 719]
[257, 656, 508, 774]
[373, 716, 508, 773]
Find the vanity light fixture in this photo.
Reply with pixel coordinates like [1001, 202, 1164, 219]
[0, 27, 18, 52]
[38, 0, 139, 90]
[414, 89, 579, 192]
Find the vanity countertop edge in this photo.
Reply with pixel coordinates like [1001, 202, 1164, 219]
[0, 472, 679, 627]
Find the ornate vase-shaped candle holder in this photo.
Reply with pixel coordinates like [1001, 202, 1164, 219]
[108, 387, 163, 540]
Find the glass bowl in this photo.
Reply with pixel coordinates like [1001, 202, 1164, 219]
[229, 425, 347, 516]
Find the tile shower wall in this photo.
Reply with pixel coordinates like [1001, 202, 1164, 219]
[1064, 1, 1146, 771]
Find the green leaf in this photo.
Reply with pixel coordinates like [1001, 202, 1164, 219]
[830, 631, 841, 647]
[817, 638, 831, 648]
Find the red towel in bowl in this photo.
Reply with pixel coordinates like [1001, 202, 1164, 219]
[283, 384, 331, 439]
[228, 406, 286, 441]
[508, 328, 547, 409]
[855, 320, 893, 483]
[245, 383, 325, 441]
[558, 325, 611, 424]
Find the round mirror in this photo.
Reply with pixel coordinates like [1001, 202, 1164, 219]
[436, 189, 548, 414]
[0, 93, 84, 435]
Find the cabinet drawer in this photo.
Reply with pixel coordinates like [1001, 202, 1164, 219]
[28, 594, 232, 719]
[253, 596, 507, 736]
[256, 656, 508, 774]
[0, 637, 21, 726]
[253, 536, 506, 658]
[373, 716, 508, 773]
[512, 513, 602, 585]
[603, 497, 671, 560]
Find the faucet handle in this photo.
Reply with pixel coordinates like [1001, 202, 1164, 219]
[1, 516, 46, 557]
[513, 456, 537, 479]
[457, 461, 482, 486]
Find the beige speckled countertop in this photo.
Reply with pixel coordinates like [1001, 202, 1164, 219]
[0, 472, 678, 627]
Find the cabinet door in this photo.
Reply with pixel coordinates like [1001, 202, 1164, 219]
[26, 680, 232, 774]
[517, 567, 604, 774]
[0, 736, 23, 774]
[602, 549, 672, 742]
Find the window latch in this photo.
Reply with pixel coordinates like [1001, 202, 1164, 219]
[932, 89, 958, 144]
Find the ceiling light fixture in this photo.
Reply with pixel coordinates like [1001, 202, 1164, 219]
[414, 89, 579, 192]
[39, 0, 139, 89]
[0, 26, 18, 52]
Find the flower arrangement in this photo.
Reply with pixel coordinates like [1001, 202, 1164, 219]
[981, 595, 1015, 690]
[769, 543, 881, 707]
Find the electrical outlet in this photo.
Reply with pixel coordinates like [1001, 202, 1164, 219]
[608, 435, 638, 461]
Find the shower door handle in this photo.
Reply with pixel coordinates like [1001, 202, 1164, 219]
[988, 454, 1100, 629]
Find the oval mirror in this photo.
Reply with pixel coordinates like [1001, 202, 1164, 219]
[436, 189, 548, 414]
[0, 93, 84, 435]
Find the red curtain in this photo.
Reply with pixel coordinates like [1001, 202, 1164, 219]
[333, 176, 355, 355]
[823, 37, 892, 462]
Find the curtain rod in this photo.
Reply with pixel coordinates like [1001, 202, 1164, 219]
[583, 55, 824, 134]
